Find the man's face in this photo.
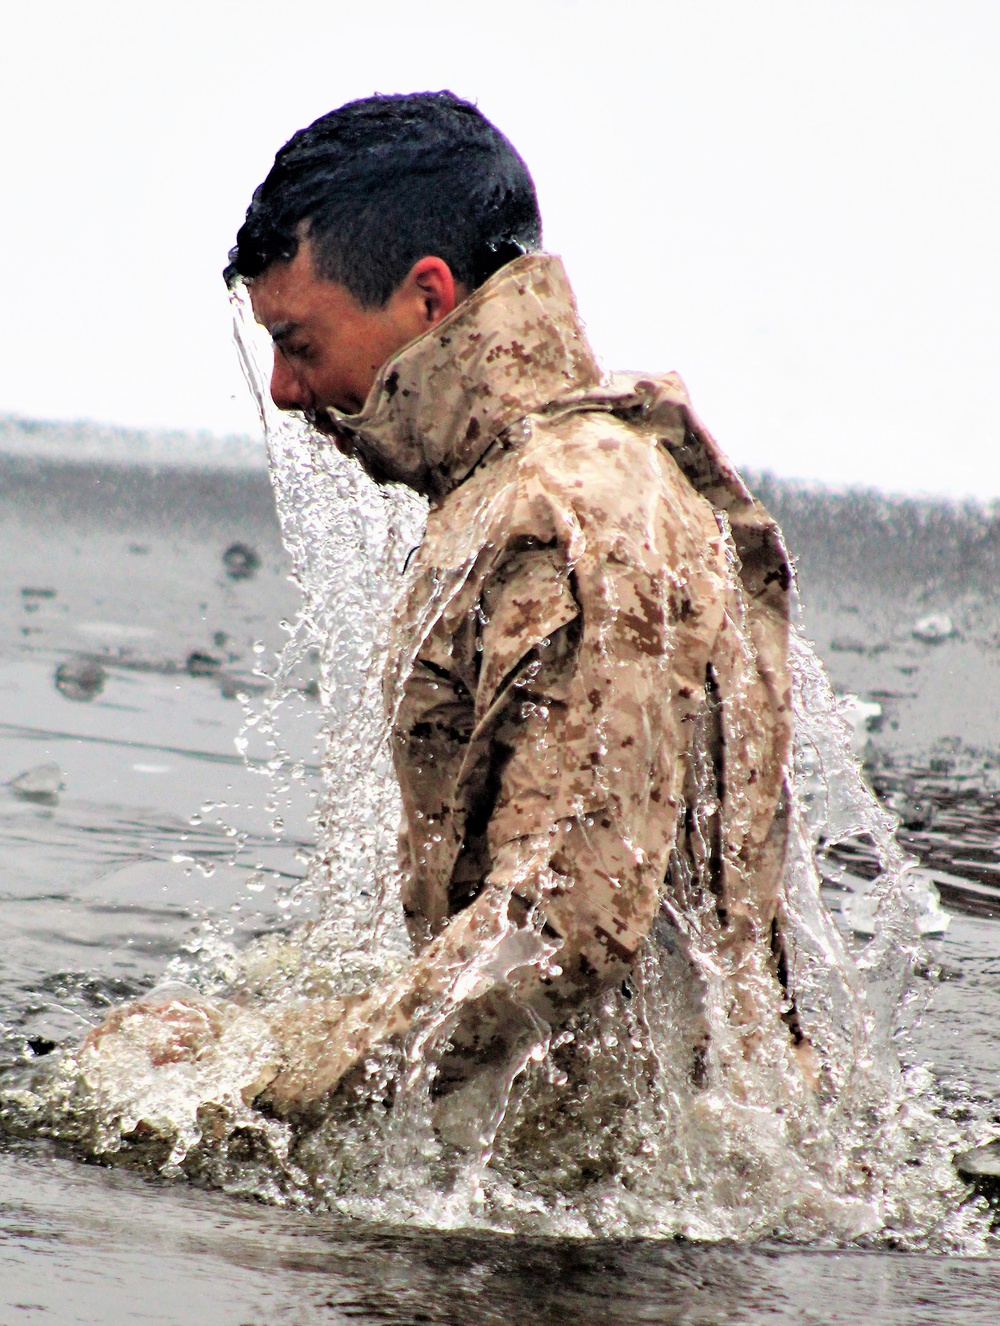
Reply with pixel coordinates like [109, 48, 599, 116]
[249, 236, 461, 428]
[250, 237, 411, 423]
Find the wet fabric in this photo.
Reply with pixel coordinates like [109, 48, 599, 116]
[322, 253, 795, 1041]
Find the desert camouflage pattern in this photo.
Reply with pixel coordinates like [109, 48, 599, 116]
[293, 254, 798, 1097]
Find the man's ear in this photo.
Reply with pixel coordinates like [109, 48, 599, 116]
[406, 256, 465, 327]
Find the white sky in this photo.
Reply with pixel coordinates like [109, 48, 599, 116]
[1, 0, 998, 496]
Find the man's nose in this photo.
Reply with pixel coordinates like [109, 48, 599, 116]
[269, 350, 310, 411]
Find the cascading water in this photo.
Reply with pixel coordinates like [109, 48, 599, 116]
[1, 290, 994, 1248]
[225, 285, 426, 996]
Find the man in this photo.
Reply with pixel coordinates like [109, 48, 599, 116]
[90, 91, 812, 1112]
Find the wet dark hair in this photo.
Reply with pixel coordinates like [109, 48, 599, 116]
[224, 91, 542, 304]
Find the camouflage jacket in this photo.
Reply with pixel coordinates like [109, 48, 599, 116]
[325, 254, 794, 1026]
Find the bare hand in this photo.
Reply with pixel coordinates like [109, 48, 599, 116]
[253, 996, 367, 1115]
[83, 994, 229, 1067]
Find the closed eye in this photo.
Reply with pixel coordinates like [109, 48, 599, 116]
[270, 321, 313, 363]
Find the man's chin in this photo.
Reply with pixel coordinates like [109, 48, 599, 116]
[303, 408, 342, 438]
[347, 437, 415, 489]
[301, 410, 427, 492]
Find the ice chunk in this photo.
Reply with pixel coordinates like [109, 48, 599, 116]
[55, 657, 106, 701]
[912, 613, 955, 643]
[955, 1140, 1000, 1203]
[8, 762, 63, 804]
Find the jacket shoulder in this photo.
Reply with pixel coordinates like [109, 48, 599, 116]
[516, 408, 720, 536]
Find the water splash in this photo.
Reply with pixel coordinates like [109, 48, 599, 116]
[225, 289, 427, 995]
[2, 294, 994, 1248]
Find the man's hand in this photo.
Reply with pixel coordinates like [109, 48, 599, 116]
[78, 887, 535, 1121]
[81, 990, 376, 1116]
[83, 993, 231, 1067]
[254, 995, 371, 1115]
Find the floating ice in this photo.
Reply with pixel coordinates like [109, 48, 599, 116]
[7, 762, 63, 804]
[75, 621, 157, 641]
[912, 613, 955, 643]
[55, 657, 106, 701]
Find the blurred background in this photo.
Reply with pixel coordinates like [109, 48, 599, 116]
[1, 0, 998, 495]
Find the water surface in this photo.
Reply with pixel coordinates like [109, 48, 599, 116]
[3, 452, 1000, 1321]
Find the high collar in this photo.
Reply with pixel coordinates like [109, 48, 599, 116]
[322, 254, 603, 499]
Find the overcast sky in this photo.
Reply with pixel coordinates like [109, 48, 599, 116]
[1, 1, 997, 496]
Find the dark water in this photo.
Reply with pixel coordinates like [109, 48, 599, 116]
[3, 456, 1000, 1323]
[5, 1135, 1000, 1326]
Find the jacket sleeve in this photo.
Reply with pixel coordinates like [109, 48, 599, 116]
[461, 526, 701, 1021]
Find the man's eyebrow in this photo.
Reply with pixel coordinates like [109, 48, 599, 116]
[270, 321, 299, 346]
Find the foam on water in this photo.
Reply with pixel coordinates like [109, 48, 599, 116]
[2, 293, 994, 1248]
